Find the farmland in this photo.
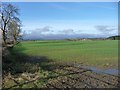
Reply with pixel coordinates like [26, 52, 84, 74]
[3, 40, 119, 88]
[14, 40, 118, 68]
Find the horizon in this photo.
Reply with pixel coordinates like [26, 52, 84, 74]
[7, 2, 118, 40]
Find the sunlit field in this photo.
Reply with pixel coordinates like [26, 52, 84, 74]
[13, 40, 118, 69]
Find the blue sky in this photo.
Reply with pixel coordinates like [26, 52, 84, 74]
[10, 2, 118, 39]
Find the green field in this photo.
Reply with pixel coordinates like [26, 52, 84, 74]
[3, 40, 118, 88]
[13, 40, 118, 69]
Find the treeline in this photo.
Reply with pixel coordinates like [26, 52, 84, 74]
[65, 36, 120, 41]
[0, 3, 22, 47]
[107, 36, 120, 40]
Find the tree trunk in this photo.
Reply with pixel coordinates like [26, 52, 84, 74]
[13, 35, 16, 45]
[3, 23, 7, 47]
[3, 31, 6, 46]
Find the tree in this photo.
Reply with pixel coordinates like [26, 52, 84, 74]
[8, 19, 22, 44]
[0, 3, 21, 46]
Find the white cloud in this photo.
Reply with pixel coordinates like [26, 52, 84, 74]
[95, 25, 117, 35]
[95, 25, 117, 33]
[59, 29, 75, 34]
[22, 26, 114, 40]
[22, 24, 118, 40]
[35, 26, 52, 33]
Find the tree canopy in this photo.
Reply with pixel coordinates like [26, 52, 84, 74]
[0, 3, 22, 46]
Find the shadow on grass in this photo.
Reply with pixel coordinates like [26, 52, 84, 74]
[3, 44, 58, 75]
[2, 43, 77, 88]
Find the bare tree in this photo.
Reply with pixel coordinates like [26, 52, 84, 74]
[8, 19, 22, 44]
[0, 3, 20, 46]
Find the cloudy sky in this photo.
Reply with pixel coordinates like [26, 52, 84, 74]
[11, 2, 118, 39]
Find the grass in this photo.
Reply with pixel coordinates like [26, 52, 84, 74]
[3, 40, 118, 88]
[13, 40, 118, 69]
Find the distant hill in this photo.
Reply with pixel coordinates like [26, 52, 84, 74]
[107, 35, 120, 40]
